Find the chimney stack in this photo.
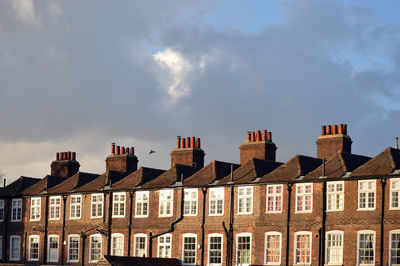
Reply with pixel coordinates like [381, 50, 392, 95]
[171, 136, 205, 168]
[317, 123, 352, 160]
[51, 151, 80, 178]
[106, 143, 138, 174]
[239, 129, 277, 164]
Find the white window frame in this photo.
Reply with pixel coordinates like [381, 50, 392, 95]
[326, 181, 344, 212]
[30, 197, 41, 221]
[389, 229, 400, 266]
[358, 180, 376, 211]
[266, 185, 283, 213]
[47, 234, 59, 262]
[89, 234, 102, 263]
[112, 192, 126, 218]
[159, 189, 173, 217]
[158, 233, 172, 258]
[294, 231, 312, 265]
[49, 196, 61, 220]
[10, 235, 21, 261]
[184, 188, 198, 216]
[133, 233, 147, 257]
[390, 178, 400, 210]
[111, 233, 124, 256]
[237, 186, 253, 215]
[91, 193, 104, 218]
[28, 235, 40, 261]
[67, 234, 80, 263]
[70, 195, 82, 219]
[135, 191, 149, 218]
[295, 183, 313, 213]
[325, 230, 343, 265]
[264, 232, 282, 265]
[0, 199, 4, 222]
[182, 233, 197, 265]
[208, 233, 223, 266]
[236, 233, 252, 266]
[11, 198, 22, 222]
[357, 230, 375, 265]
[209, 187, 224, 216]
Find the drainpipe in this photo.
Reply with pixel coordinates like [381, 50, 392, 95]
[43, 196, 49, 264]
[4, 198, 9, 263]
[319, 181, 327, 266]
[201, 187, 207, 266]
[81, 233, 86, 266]
[127, 190, 134, 257]
[60, 195, 67, 264]
[223, 170, 235, 266]
[107, 191, 113, 255]
[285, 183, 293, 266]
[23, 231, 27, 264]
[380, 178, 387, 265]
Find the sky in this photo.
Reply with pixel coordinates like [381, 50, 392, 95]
[1, 0, 400, 183]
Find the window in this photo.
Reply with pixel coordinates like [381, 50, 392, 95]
[236, 233, 251, 265]
[209, 187, 224, 216]
[158, 234, 172, 258]
[266, 185, 283, 213]
[68, 235, 79, 262]
[30, 197, 41, 221]
[111, 233, 124, 256]
[390, 178, 400, 210]
[135, 191, 149, 217]
[327, 181, 344, 211]
[390, 230, 400, 265]
[10, 235, 21, 261]
[182, 234, 197, 265]
[296, 184, 313, 213]
[91, 193, 103, 218]
[159, 190, 173, 217]
[184, 189, 198, 216]
[89, 234, 102, 262]
[238, 186, 253, 214]
[28, 235, 39, 261]
[294, 231, 312, 264]
[358, 180, 376, 210]
[11, 198, 22, 222]
[357, 230, 375, 265]
[49, 196, 61, 220]
[325, 231, 343, 264]
[70, 195, 81, 219]
[113, 192, 126, 218]
[265, 232, 281, 265]
[134, 234, 147, 257]
[48, 235, 59, 262]
[0, 199, 4, 221]
[208, 234, 223, 265]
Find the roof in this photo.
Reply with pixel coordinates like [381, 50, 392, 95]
[48, 172, 100, 194]
[112, 167, 166, 190]
[22, 175, 67, 195]
[97, 255, 181, 266]
[184, 160, 240, 186]
[73, 170, 128, 192]
[351, 147, 400, 177]
[0, 176, 40, 197]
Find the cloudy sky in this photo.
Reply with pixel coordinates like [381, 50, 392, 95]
[1, 0, 400, 183]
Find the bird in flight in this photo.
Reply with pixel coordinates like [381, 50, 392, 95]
[149, 150, 155, 154]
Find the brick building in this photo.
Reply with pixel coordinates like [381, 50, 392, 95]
[0, 124, 399, 265]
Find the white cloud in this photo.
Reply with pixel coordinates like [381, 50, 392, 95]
[5, 0, 39, 26]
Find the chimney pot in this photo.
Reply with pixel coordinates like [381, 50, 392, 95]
[177, 136, 181, 149]
[333, 125, 338, 135]
[321, 126, 326, 136]
[60, 152, 64, 160]
[326, 125, 331, 135]
[131, 146, 135, 155]
[262, 130, 267, 141]
[56, 153, 60, 161]
[72, 152, 76, 161]
[256, 130, 261, 142]
[191, 137, 195, 148]
[246, 132, 251, 141]
[116, 146, 120, 155]
[68, 151, 72, 160]
[122, 146, 126, 155]
[186, 137, 190, 148]
[267, 131, 272, 142]
[182, 138, 186, 149]
[251, 132, 255, 142]
[338, 124, 343, 134]
[343, 124, 347, 135]
[396, 137, 399, 149]
[112, 143, 116, 154]
[3, 178, 6, 187]
[197, 138, 201, 148]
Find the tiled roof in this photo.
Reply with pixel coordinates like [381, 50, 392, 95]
[351, 147, 400, 177]
[184, 160, 240, 186]
[22, 175, 67, 195]
[0, 176, 40, 197]
[48, 172, 100, 194]
[73, 170, 127, 192]
[112, 167, 166, 190]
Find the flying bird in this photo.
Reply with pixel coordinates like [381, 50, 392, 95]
[149, 150, 155, 154]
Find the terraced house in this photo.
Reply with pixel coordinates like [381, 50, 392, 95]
[0, 124, 400, 265]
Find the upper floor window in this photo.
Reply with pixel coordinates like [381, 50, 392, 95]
[49, 196, 61, 220]
[135, 191, 149, 218]
[89, 234, 102, 263]
[47, 235, 59, 262]
[294, 231, 312, 264]
[236, 233, 251, 265]
[266, 185, 283, 213]
[389, 230, 400, 265]
[209, 187, 224, 216]
[182, 233, 197, 265]
[10, 235, 21, 261]
[184, 189, 198, 216]
[28, 235, 39, 261]
[265, 232, 281, 265]
[113, 192, 125, 218]
[91, 193, 103, 218]
[390, 178, 400, 210]
[111, 233, 124, 256]
[238, 186, 253, 214]
[325, 231, 343, 265]
[158, 234, 172, 258]
[327, 181, 344, 212]
[208, 233, 223, 265]
[11, 198, 22, 222]
[68, 234, 79, 262]
[296, 184, 313, 213]
[134, 234, 147, 257]
[30, 197, 41, 221]
[159, 190, 173, 217]
[358, 180, 376, 210]
[357, 230, 375, 265]
[70, 195, 82, 219]
[0, 199, 4, 221]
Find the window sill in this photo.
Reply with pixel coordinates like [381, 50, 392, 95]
[112, 215, 125, 218]
[237, 212, 253, 215]
[326, 209, 344, 212]
[135, 215, 149, 218]
[295, 211, 312, 214]
[158, 215, 173, 218]
[356, 208, 376, 211]
[209, 213, 224, 216]
[265, 211, 283, 214]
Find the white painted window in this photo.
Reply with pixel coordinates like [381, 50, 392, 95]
[209, 187, 224, 216]
[28, 235, 39, 261]
[11, 198, 22, 222]
[70, 195, 82, 219]
[325, 231, 343, 264]
[357, 230, 375, 265]
[236, 233, 251, 265]
[266, 185, 283, 213]
[0, 200, 4, 221]
[159, 190, 173, 217]
[48, 235, 59, 262]
[10, 235, 21, 261]
[113, 192, 126, 218]
[238, 186, 253, 214]
[68, 234, 79, 262]
[134, 234, 147, 257]
[390, 178, 400, 210]
[91, 193, 103, 218]
[208, 233, 223, 266]
[184, 189, 198, 216]
[182, 233, 197, 265]
[296, 184, 313, 213]
[327, 181, 344, 211]
[89, 234, 102, 262]
[135, 191, 149, 217]
[358, 180, 376, 210]
[158, 234, 172, 258]
[389, 230, 400, 265]
[30, 197, 41, 221]
[294, 231, 312, 264]
[111, 233, 124, 256]
[49, 196, 61, 220]
[265, 232, 281, 265]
